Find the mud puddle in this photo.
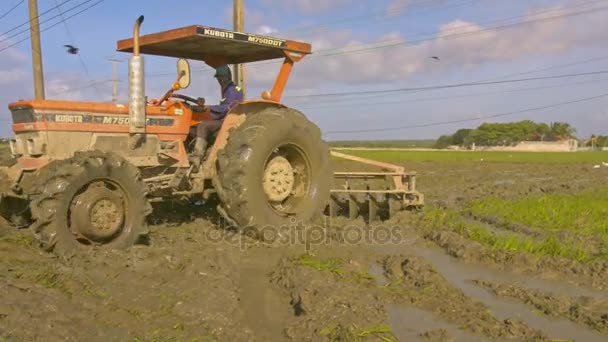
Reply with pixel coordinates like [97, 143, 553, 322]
[369, 242, 607, 341]
[368, 262, 482, 341]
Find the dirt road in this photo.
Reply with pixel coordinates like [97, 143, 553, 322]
[1, 157, 607, 341]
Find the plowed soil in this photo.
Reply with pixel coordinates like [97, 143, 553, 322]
[1, 153, 607, 341]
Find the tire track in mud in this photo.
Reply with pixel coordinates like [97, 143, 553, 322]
[265, 242, 547, 341]
[237, 248, 294, 341]
[364, 234, 607, 341]
[1, 159, 607, 341]
[424, 227, 608, 290]
[377, 254, 549, 341]
[474, 280, 608, 335]
[388, 210, 608, 290]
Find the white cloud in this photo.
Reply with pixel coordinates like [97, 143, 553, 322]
[387, 0, 410, 16]
[46, 77, 86, 101]
[244, 2, 608, 90]
[0, 69, 27, 85]
[255, 25, 278, 35]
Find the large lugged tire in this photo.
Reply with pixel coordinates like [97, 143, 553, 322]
[214, 107, 332, 238]
[27, 151, 152, 257]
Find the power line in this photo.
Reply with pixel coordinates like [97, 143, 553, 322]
[0, 0, 24, 22]
[52, 0, 102, 98]
[282, 0, 479, 37]
[47, 78, 111, 96]
[311, 4, 608, 60]
[55, 54, 608, 99]
[147, 0, 593, 77]
[278, 0, 441, 35]
[289, 54, 608, 106]
[0, 0, 105, 54]
[228, 1, 608, 77]
[298, 78, 608, 111]
[220, 0, 607, 74]
[57, 0, 607, 87]
[0, 0, 74, 37]
[0, 0, 95, 45]
[286, 70, 608, 99]
[323, 92, 608, 135]
[40, 0, 608, 95]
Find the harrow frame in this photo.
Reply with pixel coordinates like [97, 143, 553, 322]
[326, 151, 424, 223]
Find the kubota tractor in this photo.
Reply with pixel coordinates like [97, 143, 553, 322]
[0, 16, 423, 256]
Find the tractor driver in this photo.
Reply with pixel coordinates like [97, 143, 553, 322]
[189, 65, 244, 166]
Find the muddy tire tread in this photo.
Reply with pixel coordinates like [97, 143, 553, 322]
[27, 151, 151, 256]
[213, 107, 332, 235]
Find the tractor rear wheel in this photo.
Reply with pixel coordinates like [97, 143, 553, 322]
[214, 107, 332, 239]
[28, 151, 151, 257]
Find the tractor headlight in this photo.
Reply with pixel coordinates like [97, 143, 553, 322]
[26, 138, 44, 157]
[8, 139, 23, 158]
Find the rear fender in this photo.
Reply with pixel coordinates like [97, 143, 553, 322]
[201, 100, 285, 179]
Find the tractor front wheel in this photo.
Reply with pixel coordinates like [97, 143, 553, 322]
[28, 151, 152, 257]
[214, 107, 332, 239]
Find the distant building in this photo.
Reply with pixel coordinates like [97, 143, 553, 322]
[470, 139, 578, 152]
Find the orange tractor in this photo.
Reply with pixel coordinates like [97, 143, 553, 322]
[0, 16, 423, 255]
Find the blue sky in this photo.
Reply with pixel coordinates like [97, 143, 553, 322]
[1, 0, 607, 140]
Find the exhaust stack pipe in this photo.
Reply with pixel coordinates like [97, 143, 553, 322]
[129, 15, 146, 145]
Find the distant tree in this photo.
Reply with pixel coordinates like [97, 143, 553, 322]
[548, 122, 576, 141]
[532, 122, 550, 141]
[434, 134, 454, 149]
[585, 135, 608, 148]
[451, 128, 473, 147]
[436, 120, 577, 147]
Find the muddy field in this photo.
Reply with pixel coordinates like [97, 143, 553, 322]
[1, 150, 607, 341]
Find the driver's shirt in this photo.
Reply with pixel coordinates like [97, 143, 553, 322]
[192, 81, 244, 123]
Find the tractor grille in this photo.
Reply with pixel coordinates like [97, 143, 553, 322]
[10, 107, 43, 124]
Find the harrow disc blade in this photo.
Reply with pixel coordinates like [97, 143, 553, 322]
[325, 151, 424, 223]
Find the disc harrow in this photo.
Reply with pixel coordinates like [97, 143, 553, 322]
[326, 151, 424, 223]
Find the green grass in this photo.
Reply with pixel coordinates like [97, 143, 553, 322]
[336, 150, 608, 164]
[468, 188, 608, 237]
[320, 323, 397, 342]
[295, 254, 344, 276]
[420, 209, 598, 263]
[0, 233, 35, 247]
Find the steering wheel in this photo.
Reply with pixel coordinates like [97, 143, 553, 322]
[170, 94, 203, 106]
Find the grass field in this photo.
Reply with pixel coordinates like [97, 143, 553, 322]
[420, 209, 596, 262]
[328, 139, 436, 148]
[336, 149, 608, 164]
[468, 189, 608, 238]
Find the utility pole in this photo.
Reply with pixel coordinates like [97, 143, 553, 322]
[107, 58, 123, 103]
[233, 0, 246, 97]
[28, 0, 45, 99]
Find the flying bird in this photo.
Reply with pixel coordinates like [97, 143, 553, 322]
[64, 44, 79, 55]
[430, 56, 440, 61]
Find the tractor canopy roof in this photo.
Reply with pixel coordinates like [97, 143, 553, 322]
[116, 25, 312, 64]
